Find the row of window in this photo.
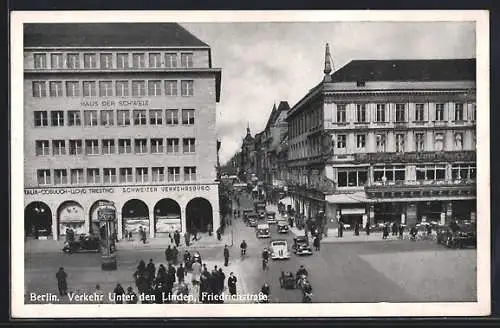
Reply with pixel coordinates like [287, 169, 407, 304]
[33, 109, 195, 127]
[32, 52, 195, 70]
[36, 166, 198, 186]
[289, 102, 476, 139]
[32, 80, 194, 97]
[35, 138, 196, 156]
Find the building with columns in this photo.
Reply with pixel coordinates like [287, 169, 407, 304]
[286, 43, 476, 233]
[23, 23, 222, 240]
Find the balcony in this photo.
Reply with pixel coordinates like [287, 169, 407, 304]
[365, 179, 476, 199]
[353, 151, 476, 164]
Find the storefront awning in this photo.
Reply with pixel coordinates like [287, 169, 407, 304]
[279, 197, 293, 206]
[341, 208, 366, 215]
[325, 192, 373, 204]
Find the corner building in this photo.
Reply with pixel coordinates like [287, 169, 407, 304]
[287, 45, 476, 232]
[23, 23, 222, 241]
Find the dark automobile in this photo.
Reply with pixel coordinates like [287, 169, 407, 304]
[441, 221, 476, 249]
[247, 214, 259, 227]
[292, 236, 313, 256]
[63, 234, 100, 254]
[277, 221, 289, 233]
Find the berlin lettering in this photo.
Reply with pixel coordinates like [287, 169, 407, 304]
[80, 100, 150, 107]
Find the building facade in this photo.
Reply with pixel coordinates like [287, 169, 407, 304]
[24, 23, 222, 240]
[287, 44, 476, 233]
[239, 126, 256, 182]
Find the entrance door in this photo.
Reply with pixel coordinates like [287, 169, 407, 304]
[186, 197, 213, 233]
[25, 202, 52, 239]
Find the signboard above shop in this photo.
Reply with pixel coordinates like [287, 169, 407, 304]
[25, 184, 215, 196]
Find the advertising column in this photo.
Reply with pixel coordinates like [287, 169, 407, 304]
[98, 203, 117, 271]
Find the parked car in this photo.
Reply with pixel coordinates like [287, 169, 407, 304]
[256, 223, 271, 238]
[270, 239, 290, 260]
[292, 236, 313, 256]
[441, 221, 476, 249]
[277, 221, 289, 233]
[266, 211, 277, 224]
[248, 216, 258, 227]
[63, 234, 100, 254]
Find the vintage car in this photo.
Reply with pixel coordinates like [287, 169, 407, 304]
[63, 234, 100, 254]
[256, 223, 271, 238]
[266, 211, 277, 224]
[277, 221, 289, 233]
[279, 271, 296, 289]
[242, 209, 254, 221]
[440, 221, 476, 249]
[270, 239, 290, 260]
[247, 214, 259, 227]
[292, 236, 313, 256]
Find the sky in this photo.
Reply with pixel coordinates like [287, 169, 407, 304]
[181, 21, 476, 165]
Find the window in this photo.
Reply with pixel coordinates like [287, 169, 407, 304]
[132, 53, 145, 68]
[87, 168, 100, 184]
[83, 53, 97, 68]
[336, 104, 346, 123]
[52, 140, 66, 155]
[132, 80, 146, 96]
[181, 80, 194, 96]
[452, 164, 476, 180]
[69, 140, 82, 155]
[33, 53, 46, 69]
[149, 53, 162, 68]
[32, 81, 47, 97]
[100, 110, 114, 126]
[415, 132, 425, 152]
[356, 134, 366, 148]
[34, 111, 48, 127]
[117, 110, 131, 126]
[100, 53, 113, 69]
[118, 139, 132, 154]
[49, 81, 63, 97]
[182, 109, 195, 125]
[51, 53, 63, 69]
[85, 139, 99, 155]
[66, 81, 80, 97]
[376, 104, 386, 122]
[99, 81, 113, 97]
[103, 168, 117, 184]
[166, 109, 179, 125]
[119, 168, 133, 183]
[133, 110, 147, 125]
[435, 103, 444, 121]
[435, 133, 444, 151]
[183, 138, 196, 153]
[136, 167, 149, 183]
[415, 104, 425, 122]
[337, 169, 368, 187]
[356, 104, 366, 123]
[181, 53, 193, 68]
[83, 81, 97, 97]
[115, 81, 129, 96]
[455, 103, 464, 121]
[454, 132, 463, 150]
[84, 110, 98, 126]
[166, 138, 179, 153]
[184, 167, 196, 181]
[148, 80, 162, 96]
[67, 53, 80, 69]
[152, 167, 165, 182]
[37, 169, 51, 185]
[149, 109, 163, 125]
[395, 134, 405, 153]
[396, 104, 406, 122]
[51, 111, 64, 126]
[167, 167, 181, 182]
[102, 139, 115, 154]
[165, 80, 178, 96]
[416, 165, 446, 181]
[336, 135, 346, 148]
[374, 165, 406, 183]
[117, 53, 129, 69]
[165, 53, 177, 68]
[134, 139, 148, 153]
[376, 134, 386, 152]
[54, 169, 68, 185]
[70, 169, 84, 184]
[35, 140, 50, 156]
[151, 138, 164, 153]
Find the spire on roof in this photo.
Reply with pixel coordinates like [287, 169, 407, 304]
[324, 42, 333, 82]
[246, 123, 251, 136]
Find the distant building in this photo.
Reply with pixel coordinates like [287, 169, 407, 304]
[239, 125, 256, 182]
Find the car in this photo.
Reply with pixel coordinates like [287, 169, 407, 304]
[435, 224, 449, 244]
[277, 221, 289, 233]
[441, 220, 476, 248]
[248, 217, 258, 227]
[266, 211, 277, 224]
[292, 236, 313, 256]
[270, 239, 290, 260]
[63, 234, 100, 254]
[256, 223, 271, 238]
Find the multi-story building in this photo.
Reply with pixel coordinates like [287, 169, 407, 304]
[287, 44, 476, 233]
[23, 23, 222, 240]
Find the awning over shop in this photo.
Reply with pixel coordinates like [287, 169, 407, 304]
[279, 196, 293, 206]
[341, 208, 366, 215]
[325, 192, 373, 204]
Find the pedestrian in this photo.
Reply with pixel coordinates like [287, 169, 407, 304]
[207, 223, 213, 236]
[165, 245, 172, 263]
[192, 226, 198, 241]
[200, 271, 209, 303]
[218, 268, 226, 295]
[216, 227, 222, 241]
[176, 263, 185, 283]
[399, 224, 404, 239]
[174, 230, 181, 247]
[365, 222, 371, 236]
[147, 259, 156, 283]
[223, 244, 230, 266]
[141, 229, 147, 244]
[191, 259, 202, 285]
[113, 283, 125, 304]
[392, 222, 397, 236]
[228, 272, 237, 296]
[124, 230, 128, 241]
[338, 222, 344, 238]
[313, 236, 320, 251]
[184, 231, 190, 247]
[154, 281, 164, 304]
[382, 223, 389, 239]
[56, 267, 68, 296]
[354, 222, 360, 236]
[126, 286, 138, 304]
[156, 264, 166, 284]
[172, 246, 179, 265]
[94, 284, 104, 304]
